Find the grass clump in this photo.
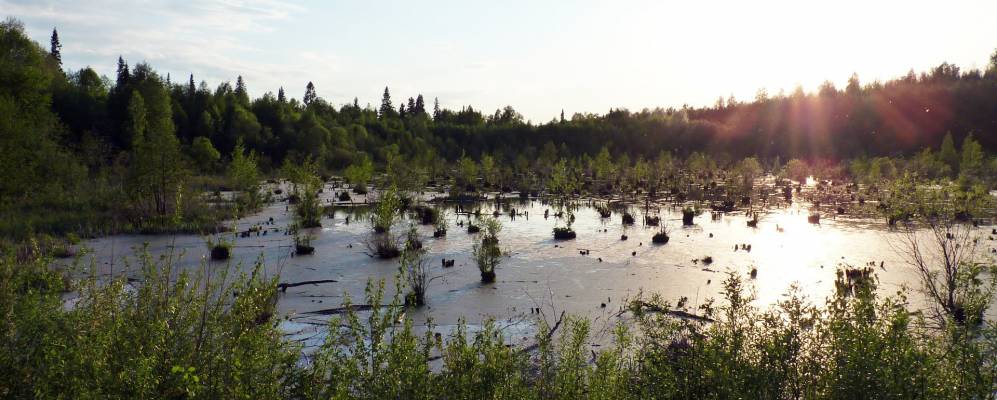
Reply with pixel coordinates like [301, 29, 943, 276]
[207, 236, 232, 260]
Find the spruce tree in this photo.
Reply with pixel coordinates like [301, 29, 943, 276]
[187, 74, 195, 94]
[49, 28, 61, 66]
[433, 97, 440, 120]
[407, 97, 416, 113]
[235, 75, 248, 105]
[846, 73, 861, 95]
[116, 56, 130, 87]
[303, 81, 316, 105]
[379, 87, 394, 118]
[277, 87, 286, 102]
[415, 94, 425, 114]
[399, 103, 406, 118]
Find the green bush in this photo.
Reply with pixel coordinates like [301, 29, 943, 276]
[0, 248, 298, 399]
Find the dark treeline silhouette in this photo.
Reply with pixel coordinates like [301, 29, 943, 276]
[56, 60, 997, 171]
[38, 27, 997, 172]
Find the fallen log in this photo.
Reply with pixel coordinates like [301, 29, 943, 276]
[278, 279, 338, 292]
[303, 304, 378, 316]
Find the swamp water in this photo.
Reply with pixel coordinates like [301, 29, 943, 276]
[67, 183, 997, 350]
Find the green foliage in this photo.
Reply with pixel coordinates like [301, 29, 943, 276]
[227, 139, 261, 210]
[343, 154, 374, 192]
[480, 153, 497, 186]
[190, 136, 220, 171]
[370, 186, 401, 233]
[548, 158, 574, 195]
[4, 241, 997, 398]
[399, 226, 429, 305]
[960, 133, 985, 183]
[0, 248, 298, 399]
[385, 146, 427, 196]
[456, 155, 479, 190]
[729, 156, 763, 193]
[940, 132, 960, 174]
[472, 217, 503, 282]
[0, 19, 85, 203]
[129, 123, 187, 218]
[283, 159, 322, 228]
[432, 208, 448, 234]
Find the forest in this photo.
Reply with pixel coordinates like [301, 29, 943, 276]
[4, 15, 997, 399]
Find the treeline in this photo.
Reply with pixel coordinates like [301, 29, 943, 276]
[20, 19, 997, 176]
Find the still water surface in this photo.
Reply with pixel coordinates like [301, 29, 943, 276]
[71, 184, 997, 348]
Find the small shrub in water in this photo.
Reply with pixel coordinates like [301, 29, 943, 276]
[207, 237, 232, 260]
[294, 234, 315, 255]
[553, 227, 577, 240]
[682, 206, 700, 225]
[622, 213, 635, 225]
[652, 228, 670, 244]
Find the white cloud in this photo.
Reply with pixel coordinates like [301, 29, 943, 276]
[2, 0, 305, 96]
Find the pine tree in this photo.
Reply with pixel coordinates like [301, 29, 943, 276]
[277, 87, 286, 102]
[560, 109, 565, 123]
[303, 82, 316, 105]
[407, 97, 416, 113]
[353, 97, 359, 108]
[187, 74, 195, 94]
[415, 94, 425, 114]
[399, 103, 406, 118]
[49, 28, 61, 67]
[433, 97, 440, 120]
[379, 87, 394, 118]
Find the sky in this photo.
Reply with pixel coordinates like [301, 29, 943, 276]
[4, 0, 997, 122]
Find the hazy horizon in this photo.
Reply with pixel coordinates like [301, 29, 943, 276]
[5, 0, 997, 121]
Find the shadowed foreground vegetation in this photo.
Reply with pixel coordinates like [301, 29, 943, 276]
[3, 246, 997, 399]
